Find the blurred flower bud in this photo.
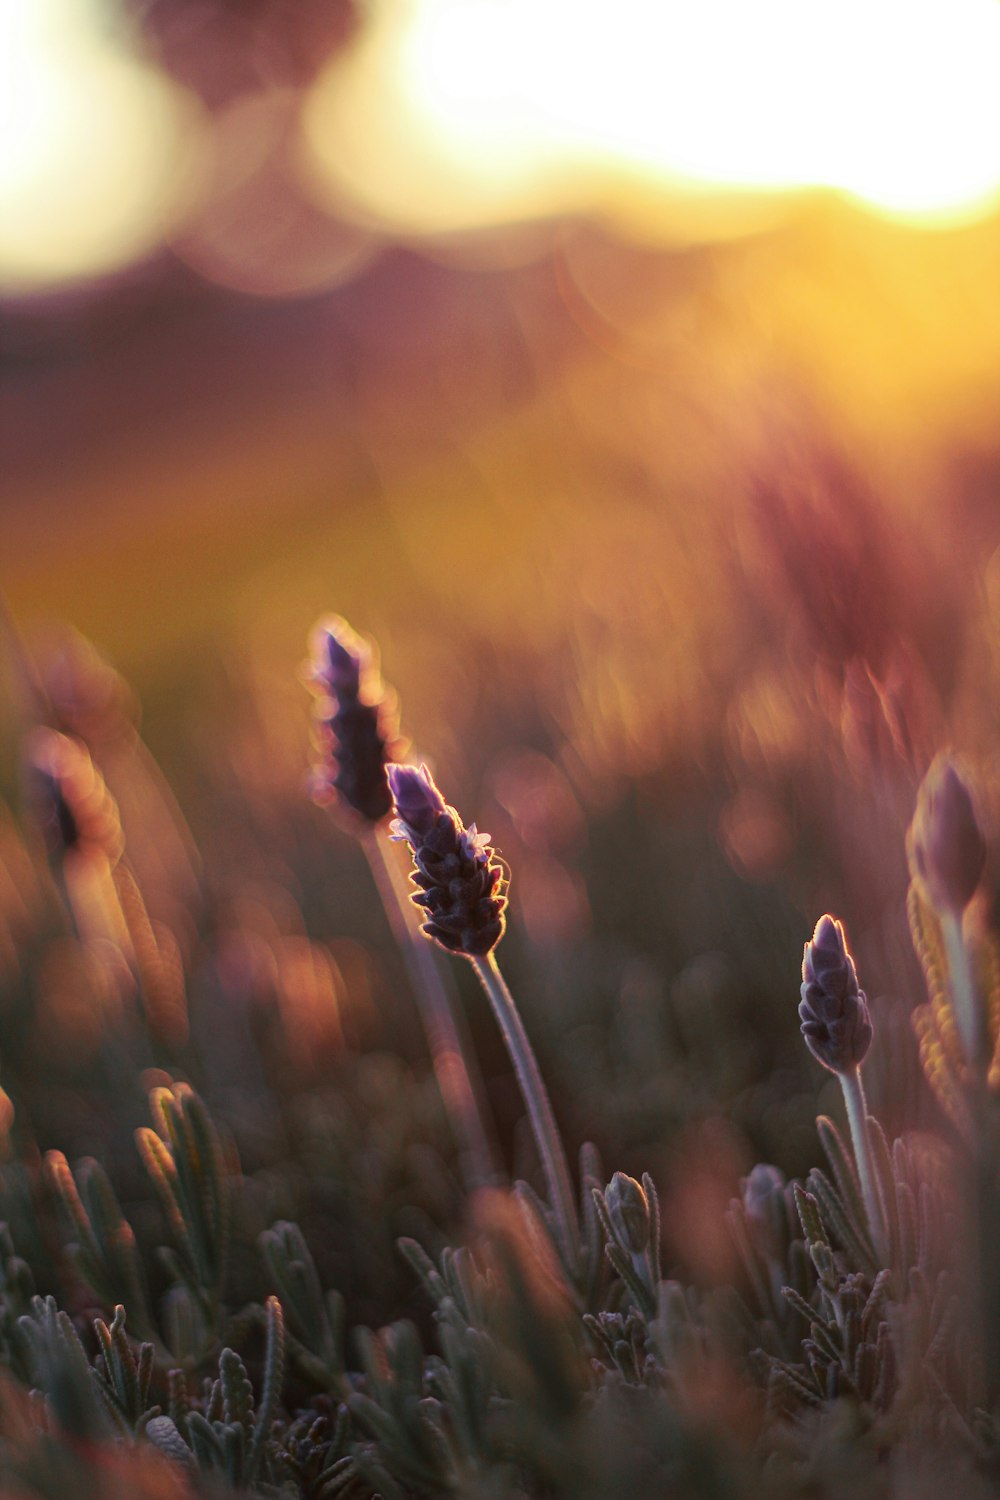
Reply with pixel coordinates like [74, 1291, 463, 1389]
[907, 755, 985, 918]
[740, 1162, 787, 1262]
[23, 729, 124, 868]
[387, 763, 507, 956]
[603, 1171, 650, 1255]
[799, 914, 873, 1074]
[305, 615, 404, 824]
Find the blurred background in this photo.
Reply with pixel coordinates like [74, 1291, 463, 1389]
[4, 0, 1000, 1281]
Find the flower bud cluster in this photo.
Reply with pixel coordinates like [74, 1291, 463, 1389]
[387, 763, 507, 956]
[799, 914, 873, 1075]
[306, 616, 403, 824]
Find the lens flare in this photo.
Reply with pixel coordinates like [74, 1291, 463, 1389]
[0, 0, 203, 292]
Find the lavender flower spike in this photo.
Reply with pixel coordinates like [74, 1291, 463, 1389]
[801, 914, 886, 1259]
[389, 764, 579, 1269]
[306, 615, 403, 824]
[387, 763, 507, 957]
[799, 915, 873, 1075]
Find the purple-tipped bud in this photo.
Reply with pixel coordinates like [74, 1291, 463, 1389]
[310, 617, 365, 696]
[603, 1172, 650, 1256]
[305, 616, 404, 824]
[387, 762, 508, 957]
[386, 762, 448, 843]
[907, 755, 985, 918]
[799, 914, 873, 1074]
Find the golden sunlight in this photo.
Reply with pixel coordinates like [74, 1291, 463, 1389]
[0, 0, 202, 291]
[303, 0, 1000, 236]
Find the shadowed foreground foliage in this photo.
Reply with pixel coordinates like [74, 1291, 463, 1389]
[0, 618, 1000, 1500]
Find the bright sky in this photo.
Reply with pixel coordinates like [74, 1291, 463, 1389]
[303, 0, 1000, 232]
[4, 0, 1000, 292]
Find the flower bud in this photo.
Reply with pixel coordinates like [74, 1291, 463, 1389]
[799, 914, 873, 1074]
[24, 728, 124, 867]
[387, 762, 447, 844]
[603, 1172, 650, 1256]
[305, 616, 404, 824]
[907, 755, 985, 918]
[387, 763, 507, 956]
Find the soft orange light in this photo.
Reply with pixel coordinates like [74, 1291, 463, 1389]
[303, 0, 1000, 237]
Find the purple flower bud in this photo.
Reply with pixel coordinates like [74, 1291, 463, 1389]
[305, 616, 404, 824]
[386, 762, 448, 843]
[387, 763, 508, 957]
[308, 616, 365, 696]
[799, 914, 873, 1074]
[907, 755, 985, 918]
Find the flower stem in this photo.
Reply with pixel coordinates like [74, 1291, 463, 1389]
[941, 911, 987, 1074]
[839, 1065, 887, 1263]
[472, 951, 580, 1274]
[364, 827, 500, 1192]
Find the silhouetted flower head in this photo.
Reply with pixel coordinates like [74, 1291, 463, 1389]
[305, 616, 404, 824]
[387, 763, 507, 956]
[799, 914, 873, 1074]
[907, 754, 985, 918]
[24, 728, 124, 867]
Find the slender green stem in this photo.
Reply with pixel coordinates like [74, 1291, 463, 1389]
[839, 1065, 887, 1263]
[364, 827, 499, 1191]
[633, 1249, 656, 1307]
[942, 912, 987, 1073]
[472, 951, 580, 1273]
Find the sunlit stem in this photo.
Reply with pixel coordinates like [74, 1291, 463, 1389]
[63, 848, 133, 958]
[472, 951, 580, 1275]
[839, 1065, 887, 1263]
[364, 827, 499, 1192]
[941, 911, 988, 1074]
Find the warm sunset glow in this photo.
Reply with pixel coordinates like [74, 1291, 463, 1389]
[303, 0, 1000, 235]
[0, 0, 202, 291]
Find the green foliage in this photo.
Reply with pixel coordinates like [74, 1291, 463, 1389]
[92, 1303, 158, 1434]
[17, 1294, 116, 1442]
[0, 1221, 36, 1380]
[259, 1220, 346, 1396]
[45, 1151, 156, 1341]
[5, 624, 1000, 1499]
[5, 899, 1000, 1500]
[135, 1083, 233, 1323]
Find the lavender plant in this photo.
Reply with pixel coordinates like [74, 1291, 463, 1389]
[305, 615, 404, 826]
[3, 617, 1000, 1500]
[306, 616, 497, 1193]
[387, 761, 583, 1279]
[798, 914, 886, 1259]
